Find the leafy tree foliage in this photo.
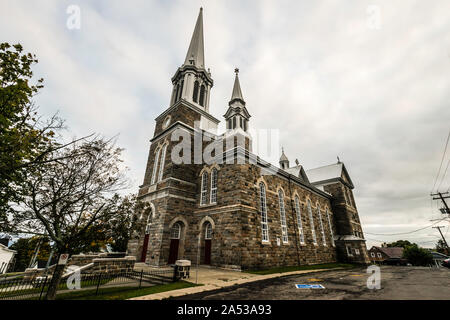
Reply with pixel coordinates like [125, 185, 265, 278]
[382, 240, 413, 249]
[9, 236, 53, 271]
[402, 244, 433, 266]
[0, 43, 63, 223]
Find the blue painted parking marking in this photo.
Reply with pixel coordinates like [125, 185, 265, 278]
[295, 284, 325, 289]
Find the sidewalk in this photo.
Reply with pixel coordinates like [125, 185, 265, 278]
[129, 266, 346, 300]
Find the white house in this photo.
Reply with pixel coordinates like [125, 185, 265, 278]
[0, 243, 16, 274]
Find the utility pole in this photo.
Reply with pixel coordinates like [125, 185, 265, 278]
[431, 192, 450, 215]
[432, 226, 449, 255]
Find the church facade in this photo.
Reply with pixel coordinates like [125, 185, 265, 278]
[127, 8, 370, 270]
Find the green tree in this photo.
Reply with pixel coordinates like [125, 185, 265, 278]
[105, 194, 147, 252]
[5, 136, 149, 299]
[0, 42, 63, 224]
[402, 244, 433, 266]
[9, 236, 52, 271]
[384, 240, 413, 248]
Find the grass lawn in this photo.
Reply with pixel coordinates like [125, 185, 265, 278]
[245, 263, 357, 275]
[54, 281, 200, 300]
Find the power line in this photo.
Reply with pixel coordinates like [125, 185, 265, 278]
[364, 218, 447, 236]
[431, 129, 450, 193]
[437, 155, 450, 191]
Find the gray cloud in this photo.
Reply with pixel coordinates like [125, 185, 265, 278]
[1, 0, 449, 248]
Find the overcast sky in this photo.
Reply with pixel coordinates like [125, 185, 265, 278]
[1, 0, 450, 249]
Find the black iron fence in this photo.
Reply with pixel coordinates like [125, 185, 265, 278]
[0, 267, 176, 300]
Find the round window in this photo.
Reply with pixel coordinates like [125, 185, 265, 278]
[162, 116, 171, 129]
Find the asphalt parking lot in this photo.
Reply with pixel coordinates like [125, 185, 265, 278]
[174, 266, 450, 300]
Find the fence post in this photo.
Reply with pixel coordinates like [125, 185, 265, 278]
[173, 265, 178, 282]
[39, 276, 48, 301]
[95, 273, 101, 296]
[139, 270, 143, 289]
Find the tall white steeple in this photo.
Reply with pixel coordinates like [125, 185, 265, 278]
[170, 8, 213, 112]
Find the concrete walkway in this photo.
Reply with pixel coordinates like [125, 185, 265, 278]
[130, 266, 346, 300]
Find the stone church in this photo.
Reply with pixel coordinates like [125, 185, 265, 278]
[127, 8, 370, 269]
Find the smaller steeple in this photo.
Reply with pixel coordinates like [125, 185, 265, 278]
[279, 147, 289, 169]
[224, 68, 251, 132]
[229, 68, 245, 106]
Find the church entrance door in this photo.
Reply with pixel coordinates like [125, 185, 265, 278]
[168, 239, 179, 264]
[140, 234, 150, 262]
[168, 222, 182, 264]
[204, 239, 211, 265]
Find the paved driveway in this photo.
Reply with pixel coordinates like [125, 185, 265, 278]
[172, 266, 450, 300]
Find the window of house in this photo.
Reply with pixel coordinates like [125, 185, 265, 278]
[200, 172, 208, 205]
[157, 144, 167, 182]
[244, 119, 248, 131]
[294, 196, 305, 245]
[227, 119, 232, 129]
[199, 85, 206, 107]
[170, 223, 181, 239]
[317, 205, 327, 246]
[210, 168, 218, 204]
[205, 222, 212, 239]
[355, 248, 360, 255]
[151, 148, 161, 185]
[307, 200, 317, 245]
[377, 252, 382, 258]
[232, 117, 236, 129]
[193, 81, 199, 103]
[278, 190, 288, 244]
[259, 182, 269, 242]
[371, 252, 375, 258]
[239, 117, 243, 129]
[326, 209, 335, 247]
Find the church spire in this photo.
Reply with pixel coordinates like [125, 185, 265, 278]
[170, 8, 213, 110]
[230, 68, 245, 105]
[184, 8, 205, 69]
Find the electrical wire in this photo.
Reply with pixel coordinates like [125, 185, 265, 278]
[431, 129, 450, 193]
[364, 218, 447, 236]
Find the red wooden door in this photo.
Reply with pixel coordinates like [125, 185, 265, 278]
[204, 239, 211, 265]
[168, 239, 179, 264]
[140, 234, 150, 262]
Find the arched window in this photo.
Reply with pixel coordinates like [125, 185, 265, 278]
[145, 206, 153, 234]
[199, 85, 206, 107]
[347, 189, 353, 207]
[210, 168, 218, 204]
[317, 205, 327, 246]
[177, 79, 184, 101]
[232, 117, 236, 129]
[170, 223, 181, 239]
[174, 84, 180, 103]
[307, 200, 317, 245]
[151, 148, 161, 185]
[200, 172, 208, 205]
[193, 81, 199, 103]
[157, 144, 167, 182]
[326, 209, 335, 247]
[294, 196, 305, 245]
[343, 187, 349, 205]
[259, 182, 269, 242]
[278, 190, 288, 244]
[205, 222, 212, 239]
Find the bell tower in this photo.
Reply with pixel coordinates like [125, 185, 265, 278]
[170, 8, 213, 112]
